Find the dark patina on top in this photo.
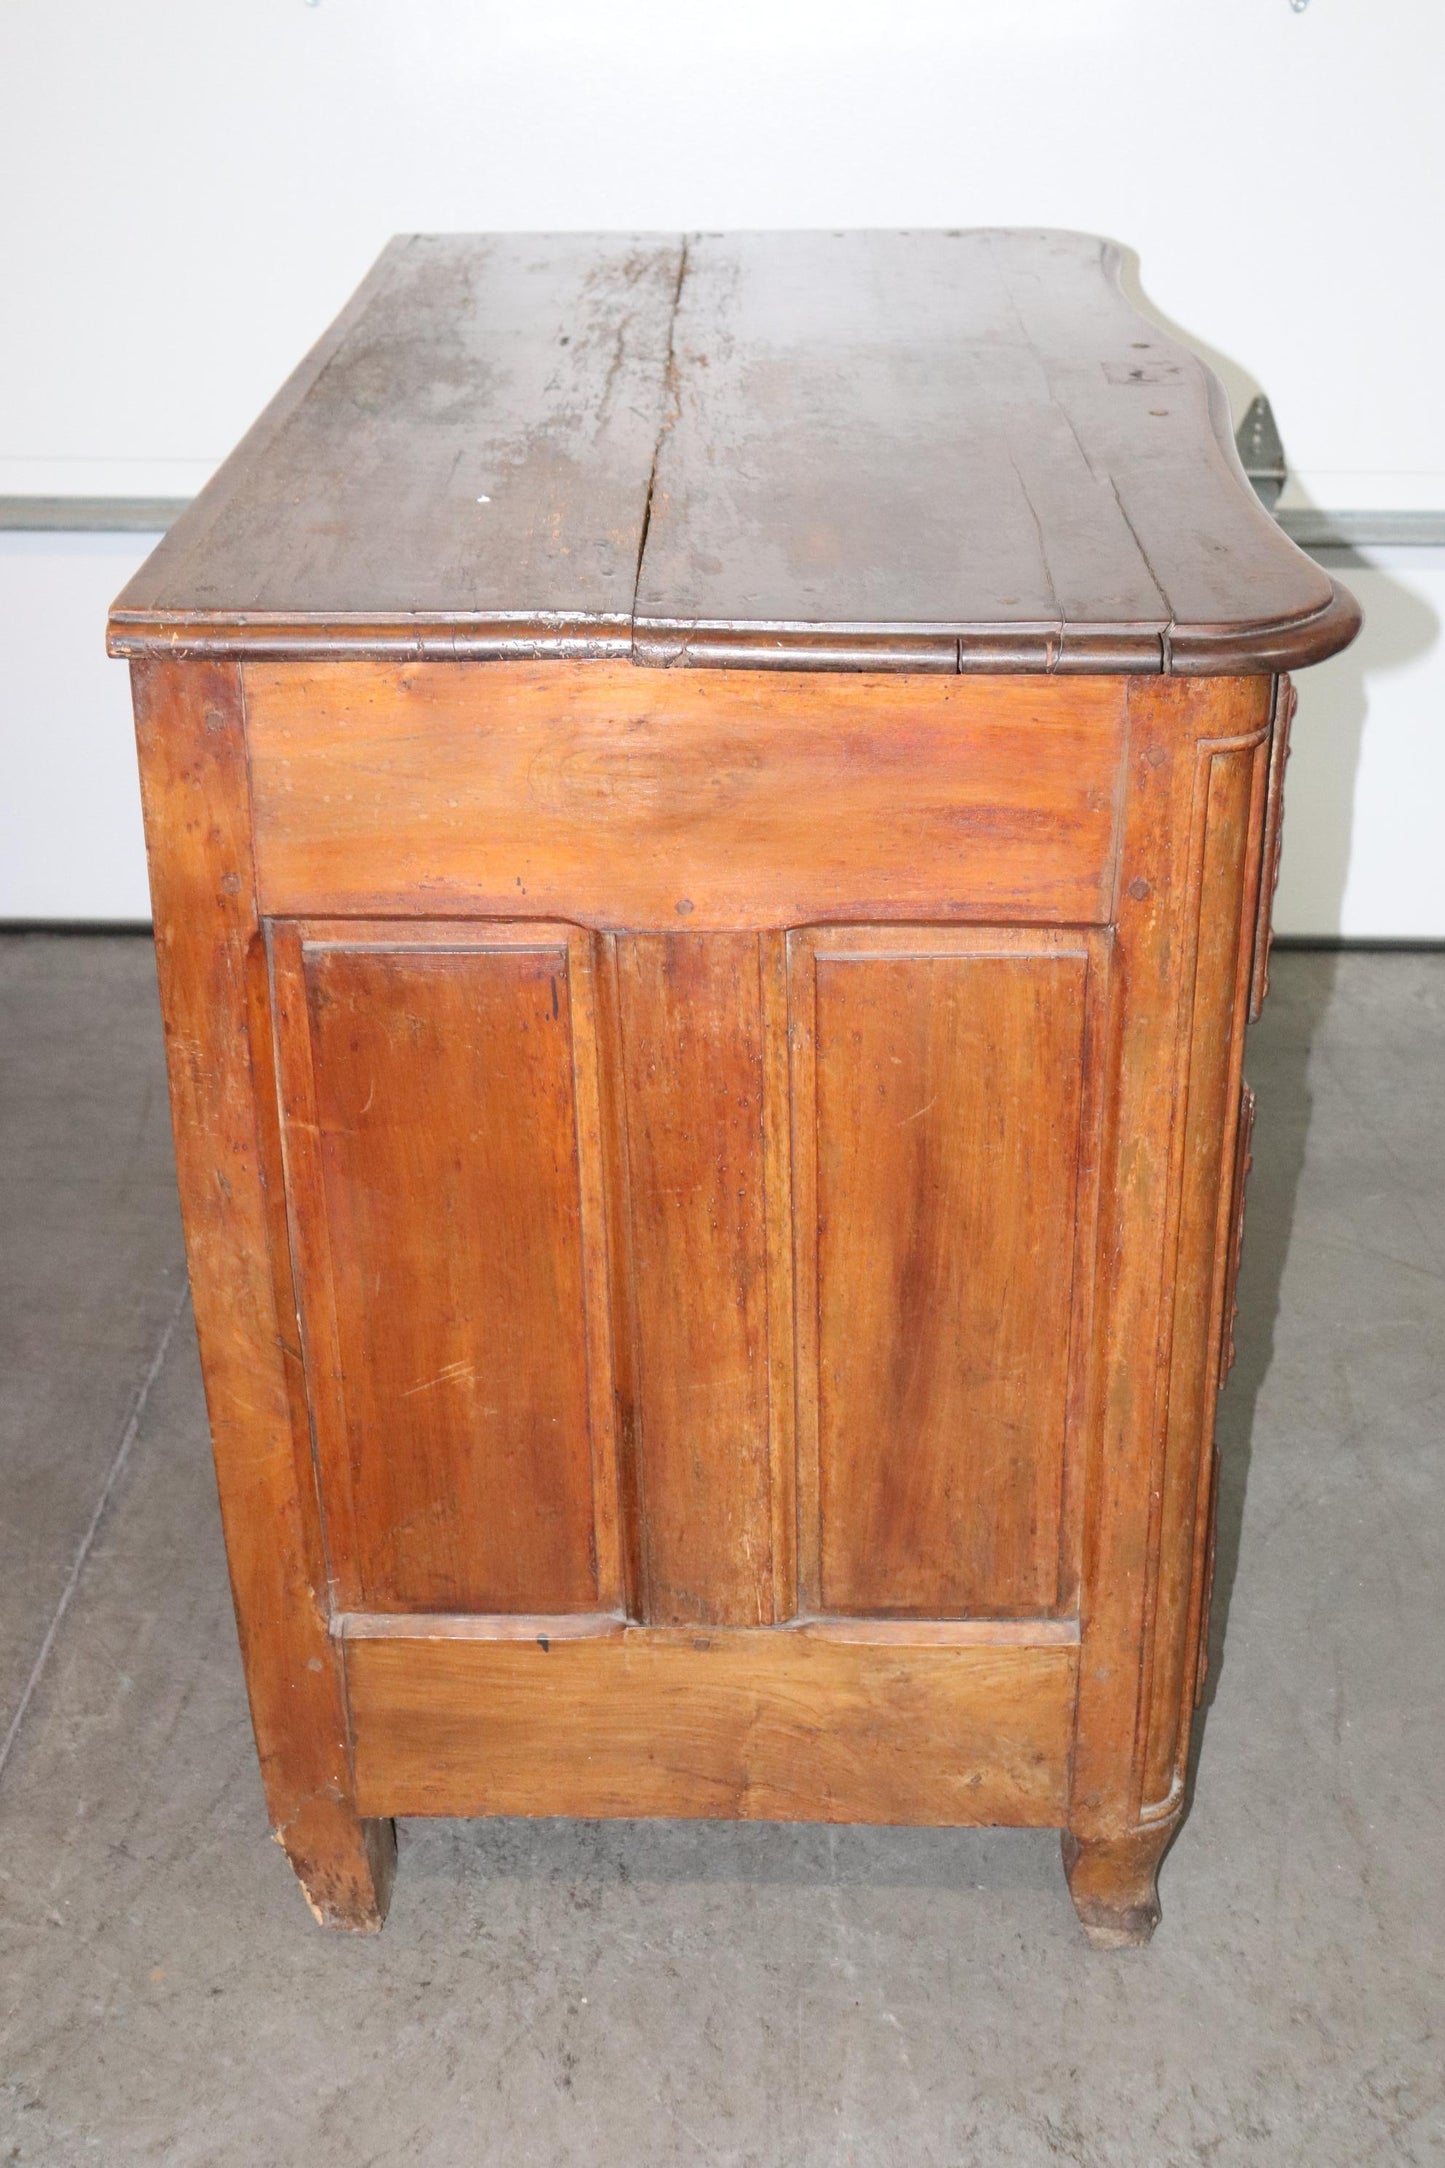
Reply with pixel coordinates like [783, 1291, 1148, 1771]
[109, 229, 1359, 675]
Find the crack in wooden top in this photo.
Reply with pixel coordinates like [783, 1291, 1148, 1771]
[109, 230, 1359, 676]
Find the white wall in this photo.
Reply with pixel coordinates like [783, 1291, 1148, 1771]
[2, 0, 1441, 506]
[0, 534, 154, 921]
[1278, 549, 1445, 941]
[1, 0, 1441, 929]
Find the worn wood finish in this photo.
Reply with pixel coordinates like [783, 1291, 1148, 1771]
[116, 232, 1359, 1946]
[242, 661, 1126, 931]
[111, 235, 682, 651]
[1067, 675, 1272, 1931]
[108, 232, 1359, 676]
[1140, 727, 1269, 1815]
[635, 229, 1345, 674]
[789, 927, 1106, 1620]
[759, 931, 799, 1624]
[270, 921, 619, 1616]
[129, 659, 394, 1930]
[344, 1623, 1077, 1826]
[612, 935, 776, 1625]
[1061, 1825, 1175, 1951]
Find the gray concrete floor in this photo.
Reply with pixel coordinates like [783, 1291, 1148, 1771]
[0, 934, 1441, 2167]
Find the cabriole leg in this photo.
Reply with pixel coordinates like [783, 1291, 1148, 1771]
[1061, 1822, 1176, 1949]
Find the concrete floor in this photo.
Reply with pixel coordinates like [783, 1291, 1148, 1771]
[0, 934, 1441, 2167]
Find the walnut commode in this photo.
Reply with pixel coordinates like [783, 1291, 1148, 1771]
[110, 231, 1358, 1942]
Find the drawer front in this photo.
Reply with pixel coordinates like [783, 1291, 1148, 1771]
[244, 660, 1127, 931]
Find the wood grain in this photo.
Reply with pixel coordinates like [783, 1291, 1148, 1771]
[129, 654, 1290, 1935]
[1139, 731, 1268, 1810]
[638, 230, 1176, 662]
[759, 930, 798, 1622]
[108, 231, 1359, 676]
[243, 661, 1127, 930]
[270, 921, 617, 1615]
[1067, 674, 1271, 1846]
[345, 1624, 1077, 1825]
[129, 659, 394, 1930]
[111, 234, 682, 646]
[613, 935, 775, 1625]
[790, 927, 1104, 1619]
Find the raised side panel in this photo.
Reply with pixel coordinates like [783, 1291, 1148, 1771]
[611, 934, 776, 1625]
[243, 662, 1127, 930]
[129, 659, 393, 1930]
[344, 1622, 1077, 1826]
[270, 920, 621, 1616]
[789, 926, 1107, 1620]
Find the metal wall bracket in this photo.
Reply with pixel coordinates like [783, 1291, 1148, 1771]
[1236, 395, 1288, 510]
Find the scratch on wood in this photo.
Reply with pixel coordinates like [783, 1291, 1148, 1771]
[401, 1360, 476, 1397]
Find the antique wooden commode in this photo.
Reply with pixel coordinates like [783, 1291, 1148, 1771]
[110, 231, 1358, 1944]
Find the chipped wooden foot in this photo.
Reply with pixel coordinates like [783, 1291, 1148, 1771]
[1061, 1824, 1174, 1949]
[276, 1798, 397, 1932]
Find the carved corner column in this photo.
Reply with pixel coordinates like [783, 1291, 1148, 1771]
[1066, 673, 1277, 1946]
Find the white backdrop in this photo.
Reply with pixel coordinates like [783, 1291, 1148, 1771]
[1, 0, 1441, 928]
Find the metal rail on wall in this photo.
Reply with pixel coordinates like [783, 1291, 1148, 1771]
[1, 413, 1442, 550]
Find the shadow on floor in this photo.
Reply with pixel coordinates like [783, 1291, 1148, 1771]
[1193, 943, 1342, 1763]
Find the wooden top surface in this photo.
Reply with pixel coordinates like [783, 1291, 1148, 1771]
[110, 230, 1358, 675]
